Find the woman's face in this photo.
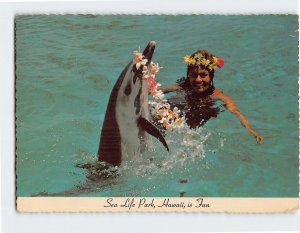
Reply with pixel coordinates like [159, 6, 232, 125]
[188, 67, 212, 93]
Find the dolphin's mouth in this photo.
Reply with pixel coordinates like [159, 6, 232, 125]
[142, 41, 156, 63]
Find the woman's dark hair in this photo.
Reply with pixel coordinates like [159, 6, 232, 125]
[186, 50, 215, 79]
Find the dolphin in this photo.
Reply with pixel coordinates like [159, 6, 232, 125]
[98, 41, 169, 166]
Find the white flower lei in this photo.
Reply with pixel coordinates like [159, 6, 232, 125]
[133, 49, 185, 130]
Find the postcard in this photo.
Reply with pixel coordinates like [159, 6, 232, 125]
[15, 14, 299, 212]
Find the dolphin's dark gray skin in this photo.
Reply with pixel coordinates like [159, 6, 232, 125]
[98, 41, 169, 166]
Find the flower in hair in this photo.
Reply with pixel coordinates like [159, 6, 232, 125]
[183, 52, 224, 71]
[216, 57, 224, 68]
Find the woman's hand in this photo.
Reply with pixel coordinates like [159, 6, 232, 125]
[212, 90, 265, 145]
[254, 134, 264, 144]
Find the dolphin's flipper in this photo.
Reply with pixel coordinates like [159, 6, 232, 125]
[137, 116, 169, 152]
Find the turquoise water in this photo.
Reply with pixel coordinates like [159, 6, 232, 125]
[16, 15, 299, 197]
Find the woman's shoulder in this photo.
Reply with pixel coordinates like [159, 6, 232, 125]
[212, 89, 236, 104]
[212, 88, 223, 96]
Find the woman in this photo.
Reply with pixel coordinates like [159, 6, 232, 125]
[161, 50, 264, 144]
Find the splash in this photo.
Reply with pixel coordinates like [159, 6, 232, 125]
[118, 124, 212, 179]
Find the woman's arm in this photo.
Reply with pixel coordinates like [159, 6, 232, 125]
[214, 89, 264, 144]
[160, 84, 179, 94]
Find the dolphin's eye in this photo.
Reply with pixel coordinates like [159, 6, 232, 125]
[133, 73, 142, 84]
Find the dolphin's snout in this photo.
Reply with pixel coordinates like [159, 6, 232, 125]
[149, 41, 156, 47]
[142, 41, 156, 62]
